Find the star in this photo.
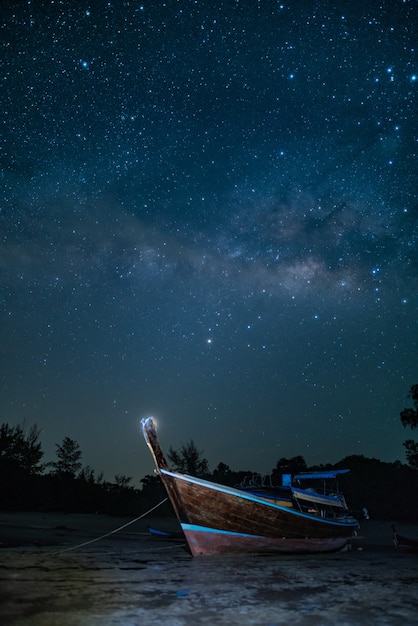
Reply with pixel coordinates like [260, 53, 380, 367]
[1, 0, 416, 484]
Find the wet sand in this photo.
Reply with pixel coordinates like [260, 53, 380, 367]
[1, 512, 417, 625]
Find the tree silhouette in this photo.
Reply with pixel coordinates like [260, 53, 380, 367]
[0, 422, 44, 509]
[79, 465, 104, 484]
[400, 384, 418, 429]
[114, 474, 133, 489]
[0, 423, 44, 475]
[400, 384, 418, 468]
[168, 440, 209, 476]
[49, 436, 82, 478]
[271, 455, 308, 484]
[212, 461, 232, 482]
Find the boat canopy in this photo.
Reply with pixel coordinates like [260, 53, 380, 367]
[293, 469, 350, 480]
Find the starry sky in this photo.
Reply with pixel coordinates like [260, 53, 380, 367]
[1, 0, 417, 485]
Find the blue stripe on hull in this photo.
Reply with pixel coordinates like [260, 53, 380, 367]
[182, 523, 263, 538]
[181, 523, 350, 556]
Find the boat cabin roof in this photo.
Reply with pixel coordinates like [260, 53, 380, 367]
[293, 469, 350, 480]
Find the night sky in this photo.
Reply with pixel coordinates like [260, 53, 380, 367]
[1, 1, 417, 485]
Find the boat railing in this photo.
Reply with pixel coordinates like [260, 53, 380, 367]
[261, 474, 274, 487]
[237, 473, 264, 489]
[292, 496, 351, 520]
[237, 473, 350, 517]
[292, 479, 347, 500]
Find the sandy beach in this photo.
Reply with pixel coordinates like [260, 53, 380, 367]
[1, 511, 417, 625]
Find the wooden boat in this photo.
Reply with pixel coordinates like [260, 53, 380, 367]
[392, 525, 418, 553]
[140, 417, 359, 556]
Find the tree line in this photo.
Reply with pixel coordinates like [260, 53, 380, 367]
[0, 423, 147, 515]
[1, 383, 417, 520]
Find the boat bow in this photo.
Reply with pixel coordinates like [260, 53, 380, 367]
[141, 416, 170, 472]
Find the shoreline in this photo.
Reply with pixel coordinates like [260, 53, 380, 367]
[1, 510, 416, 551]
[0, 510, 182, 550]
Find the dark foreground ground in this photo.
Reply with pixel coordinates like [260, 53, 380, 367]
[0, 512, 417, 625]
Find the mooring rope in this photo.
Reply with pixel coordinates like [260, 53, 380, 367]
[52, 497, 168, 555]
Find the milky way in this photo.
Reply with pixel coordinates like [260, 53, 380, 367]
[1, 1, 417, 483]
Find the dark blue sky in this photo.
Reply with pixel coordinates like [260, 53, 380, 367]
[1, 0, 417, 484]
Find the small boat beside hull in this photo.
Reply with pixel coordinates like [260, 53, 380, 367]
[148, 526, 184, 541]
[140, 417, 358, 557]
[392, 525, 418, 553]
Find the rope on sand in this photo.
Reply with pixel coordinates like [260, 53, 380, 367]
[53, 497, 169, 555]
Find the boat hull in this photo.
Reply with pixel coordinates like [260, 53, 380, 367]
[182, 524, 349, 555]
[160, 469, 357, 556]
